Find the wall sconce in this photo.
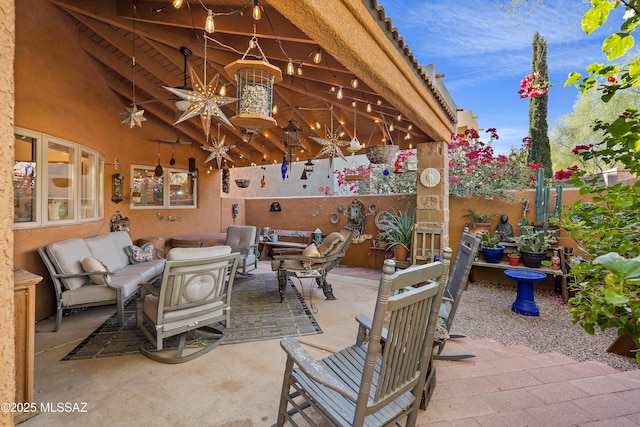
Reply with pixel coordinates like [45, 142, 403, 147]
[269, 202, 282, 212]
[111, 173, 124, 203]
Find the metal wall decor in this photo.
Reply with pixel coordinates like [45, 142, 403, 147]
[345, 198, 366, 235]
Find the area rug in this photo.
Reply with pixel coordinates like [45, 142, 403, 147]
[61, 274, 322, 361]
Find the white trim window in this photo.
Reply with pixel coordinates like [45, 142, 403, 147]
[130, 165, 197, 209]
[13, 127, 105, 229]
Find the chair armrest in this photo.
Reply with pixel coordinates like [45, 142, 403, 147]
[138, 281, 159, 300]
[280, 337, 358, 402]
[273, 253, 341, 264]
[51, 271, 114, 279]
[355, 314, 388, 345]
[154, 247, 166, 259]
[271, 247, 304, 255]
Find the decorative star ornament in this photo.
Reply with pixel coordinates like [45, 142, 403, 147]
[164, 67, 236, 140]
[311, 125, 349, 170]
[120, 104, 146, 128]
[202, 134, 235, 169]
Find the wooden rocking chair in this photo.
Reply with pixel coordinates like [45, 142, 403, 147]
[275, 259, 448, 426]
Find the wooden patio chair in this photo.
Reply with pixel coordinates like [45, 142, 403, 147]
[271, 227, 358, 302]
[433, 229, 480, 361]
[275, 258, 448, 427]
[137, 246, 239, 364]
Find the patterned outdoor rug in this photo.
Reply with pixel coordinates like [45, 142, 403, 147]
[61, 274, 322, 361]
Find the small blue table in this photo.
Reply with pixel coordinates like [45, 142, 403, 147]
[504, 269, 547, 316]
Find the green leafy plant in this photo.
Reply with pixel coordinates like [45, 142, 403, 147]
[557, 0, 640, 364]
[569, 253, 640, 363]
[381, 206, 416, 250]
[464, 208, 493, 226]
[480, 231, 502, 249]
[512, 224, 557, 253]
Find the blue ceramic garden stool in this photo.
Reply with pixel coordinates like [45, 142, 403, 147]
[504, 269, 547, 316]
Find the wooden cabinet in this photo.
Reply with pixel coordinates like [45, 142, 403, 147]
[13, 269, 41, 424]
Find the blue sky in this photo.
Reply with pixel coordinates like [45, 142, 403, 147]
[376, 1, 626, 154]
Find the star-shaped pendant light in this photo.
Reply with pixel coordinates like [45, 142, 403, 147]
[311, 123, 350, 175]
[202, 133, 235, 169]
[165, 68, 236, 141]
[120, 3, 145, 128]
[120, 105, 146, 128]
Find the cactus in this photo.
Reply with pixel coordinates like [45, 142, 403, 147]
[534, 168, 562, 223]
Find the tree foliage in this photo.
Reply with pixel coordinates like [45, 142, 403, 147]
[527, 31, 553, 178]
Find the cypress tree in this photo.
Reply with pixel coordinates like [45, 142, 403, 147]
[527, 32, 553, 178]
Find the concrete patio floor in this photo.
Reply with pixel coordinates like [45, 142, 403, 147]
[23, 261, 640, 426]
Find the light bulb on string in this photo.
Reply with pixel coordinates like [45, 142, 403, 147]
[350, 77, 359, 89]
[336, 86, 343, 100]
[219, 84, 226, 96]
[272, 104, 278, 115]
[252, 0, 262, 20]
[286, 59, 295, 75]
[173, 0, 184, 8]
[297, 63, 303, 75]
[205, 10, 215, 33]
[313, 49, 322, 64]
[366, 103, 372, 113]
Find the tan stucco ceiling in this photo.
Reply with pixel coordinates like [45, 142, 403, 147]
[48, 0, 456, 165]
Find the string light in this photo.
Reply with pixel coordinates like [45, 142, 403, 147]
[173, 0, 184, 8]
[297, 62, 303, 75]
[219, 84, 226, 96]
[286, 58, 295, 75]
[272, 104, 278, 115]
[397, 113, 402, 121]
[366, 103, 372, 113]
[313, 49, 322, 64]
[205, 9, 215, 33]
[252, 0, 262, 20]
[336, 86, 343, 100]
[350, 77, 359, 89]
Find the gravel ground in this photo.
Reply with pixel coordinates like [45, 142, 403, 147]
[453, 281, 638, 372]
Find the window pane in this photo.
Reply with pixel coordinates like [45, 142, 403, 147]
[169, 171, 196, 207]
[13, 133, 37, 223]
[48, 142, 75, 221]
[132, 167, 164, 207]
[80, 151, 96, 218]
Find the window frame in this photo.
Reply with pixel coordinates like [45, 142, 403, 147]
[13, 127, 105, 229]
[130, 164, 197, 210]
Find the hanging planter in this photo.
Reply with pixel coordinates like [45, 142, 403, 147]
[365, 145, 399, 164]
[235, 179, 251, 188]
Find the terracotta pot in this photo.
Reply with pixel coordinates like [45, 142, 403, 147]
[393, 244, 409, 261]
[508, 255, 521, 266]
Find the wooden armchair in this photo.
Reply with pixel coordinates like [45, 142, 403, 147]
[137, 246, 239, 363]
[434, 229, 481, 361]
[275, 259, 448, 426]
[270, 227, 358, 302]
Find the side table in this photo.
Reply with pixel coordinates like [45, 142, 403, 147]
[504, 269, 547, 316]
[14, 269, 42, 424]
[293, 270, 321, 314]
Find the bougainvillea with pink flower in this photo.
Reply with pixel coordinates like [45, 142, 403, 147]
[448, 128, 539, 199]
[518, 72, 551, 98]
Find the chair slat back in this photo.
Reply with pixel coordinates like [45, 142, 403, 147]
[157, 254, 239, 321]
[410, 222, 443, 265]
[442, 232, 480, 330]
[355, 260, 448, 419]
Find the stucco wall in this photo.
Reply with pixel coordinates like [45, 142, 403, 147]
[1, 0, 15, 422]
[13, 0, 225, 320]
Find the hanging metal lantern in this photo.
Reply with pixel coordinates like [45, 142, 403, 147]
[304, 159, 314, 176]
[224, 38, 282, 129]
[283, 119, 303, 165]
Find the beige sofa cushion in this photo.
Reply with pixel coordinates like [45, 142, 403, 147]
[316, 232, 345, 256]
[81, 257, 112, 285]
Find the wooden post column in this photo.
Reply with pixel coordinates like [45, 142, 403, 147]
[416, 141, 449, 249]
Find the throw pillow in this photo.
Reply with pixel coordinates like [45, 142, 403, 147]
[124, 243, 154, 264]
[81, 257, 112, 285]
[302, 243, 321, 257]
[316, 232, 345, 256]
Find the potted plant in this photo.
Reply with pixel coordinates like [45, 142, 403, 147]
[512, 223, 557, 268]
[464, 208, 493, 236]
[480, 231, 504, 263]
[382, 206, 416, 262]
[507, 248, 521, 266]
